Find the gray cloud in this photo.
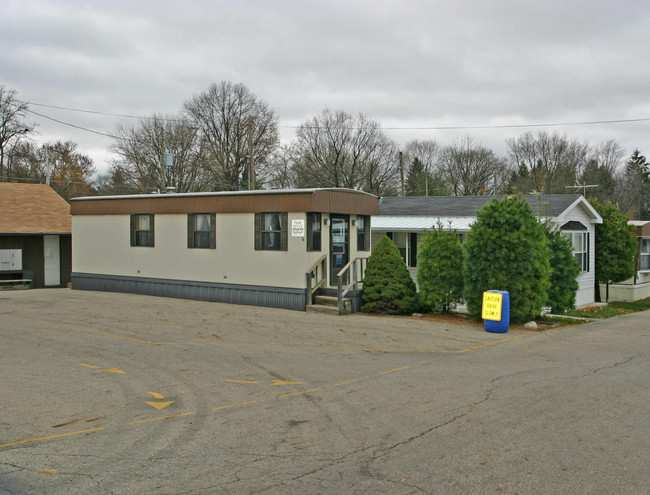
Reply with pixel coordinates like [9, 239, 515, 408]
[2, 0, 649, 174]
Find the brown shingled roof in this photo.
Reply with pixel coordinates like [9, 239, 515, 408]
[0, 183, 72, 233]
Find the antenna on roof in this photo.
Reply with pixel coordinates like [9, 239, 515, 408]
[565, 182, 598, 197]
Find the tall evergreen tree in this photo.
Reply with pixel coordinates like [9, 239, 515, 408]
[417, 226, 464, 312]
[463, 196, 550, 322]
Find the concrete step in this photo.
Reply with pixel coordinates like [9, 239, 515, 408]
[307, 296, 353, 315]
[306, 304, 341, 314]
[314, 295, 339, 305]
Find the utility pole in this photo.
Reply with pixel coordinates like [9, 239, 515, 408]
[399, 151, 405, 197]
[45, 151, 51, 186]
[248, 124, 255, 191]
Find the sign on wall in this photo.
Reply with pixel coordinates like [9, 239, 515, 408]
[0, 249, 22, 271]
[291, 219, 305, 237]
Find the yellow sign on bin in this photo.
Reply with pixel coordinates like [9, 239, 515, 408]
[482, 292, 503, 321]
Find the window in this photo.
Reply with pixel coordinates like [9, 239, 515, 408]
[307, 213, 321, 251]
[357, 215, 370, 251]
[130, 214, 154, 247]
[566, 232, 589, 272]
[255, 212, 288, 251]
[640, 238, 650, 271]
[188, 213, 216, 249]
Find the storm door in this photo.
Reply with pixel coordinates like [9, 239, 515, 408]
[329, 215, 349, 285]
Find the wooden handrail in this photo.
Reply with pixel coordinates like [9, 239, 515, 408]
[305, 254, 328, 307]
[336, 257, 369, 312]
[306, 253, 328, 275]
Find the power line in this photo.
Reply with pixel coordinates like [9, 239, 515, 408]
[23, 102, 650, 141]
[26, 109, 117, 138]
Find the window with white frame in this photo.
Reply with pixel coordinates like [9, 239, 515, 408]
[567, 231, 589, 272]
[640, 238, 650, 271]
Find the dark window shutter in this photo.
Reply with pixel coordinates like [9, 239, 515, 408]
[130, 215, 136, 246]
[149, 215, 155, 247]
[210, 214, 216, 249]
[410, 232, 418, 267]
[387, 232, 393, 240]
[187, 215, 194, 248]
[364, 216, 370, 251]
[254, 213, 261, 250]
[586, 233, 590, 272]
[280, 213, 288, 251]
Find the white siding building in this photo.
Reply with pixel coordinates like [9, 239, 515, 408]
[372, 194, 602, 308]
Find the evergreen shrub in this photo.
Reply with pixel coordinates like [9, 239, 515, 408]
[361, 236, 417, 315]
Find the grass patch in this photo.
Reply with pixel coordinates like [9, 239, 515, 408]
[563, 296, 650, 319]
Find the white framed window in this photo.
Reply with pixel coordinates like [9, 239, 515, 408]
[565, 231, 589, 272]
[640, 238, 650, 271]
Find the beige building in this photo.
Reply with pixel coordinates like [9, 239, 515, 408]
[70, 188, 378, 311]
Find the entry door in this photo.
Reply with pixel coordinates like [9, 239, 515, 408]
[43, 235, 61, 286]
[329, 215, 349, 285]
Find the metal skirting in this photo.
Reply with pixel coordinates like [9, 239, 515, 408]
[72, 273, 307, 311]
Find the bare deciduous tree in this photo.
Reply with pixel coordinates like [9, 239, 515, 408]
[439, 136, 506, 196]
[183, 81, 279, 191]
[0, 86, 35, 178]
[291, 109, 399, 195]
[506, 131, 588, 193]
[9, 140, 95, 201]
[110, 114, 209, 193]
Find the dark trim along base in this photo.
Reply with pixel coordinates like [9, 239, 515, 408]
[72, 273, 307, 311]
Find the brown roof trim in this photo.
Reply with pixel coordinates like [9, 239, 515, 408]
[70, 189, 380, 216]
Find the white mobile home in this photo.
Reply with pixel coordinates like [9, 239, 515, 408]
[600, 220, 650, 301]
[71, 188, 378, 312]
[372, 194, 602, 307]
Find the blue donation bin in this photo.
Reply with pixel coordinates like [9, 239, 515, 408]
[482, 290, 510, 333]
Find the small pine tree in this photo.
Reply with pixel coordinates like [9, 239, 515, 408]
[361, 236, 417, 315]
[417, 225, 464, 313]
[463, 196, 550, 323]
[542, 223, 579, 313]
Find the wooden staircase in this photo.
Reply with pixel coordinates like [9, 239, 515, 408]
[306, 294, 352, 315]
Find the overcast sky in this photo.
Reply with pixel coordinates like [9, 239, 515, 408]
[2, 0, 650, 177]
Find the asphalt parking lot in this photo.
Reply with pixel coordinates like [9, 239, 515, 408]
[1, 289, 648, 494]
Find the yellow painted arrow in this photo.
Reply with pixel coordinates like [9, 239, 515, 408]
[145, 392, 173, 410]
[101, 368, 125, 374]
[145, 401, 174, 410]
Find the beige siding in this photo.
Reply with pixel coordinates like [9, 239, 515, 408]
[73, 213, 330, 289]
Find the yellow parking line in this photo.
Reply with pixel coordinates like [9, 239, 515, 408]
[380, 366, 410, 375]
[213, 399, 265, 411]
[0, 428, 104, 448]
